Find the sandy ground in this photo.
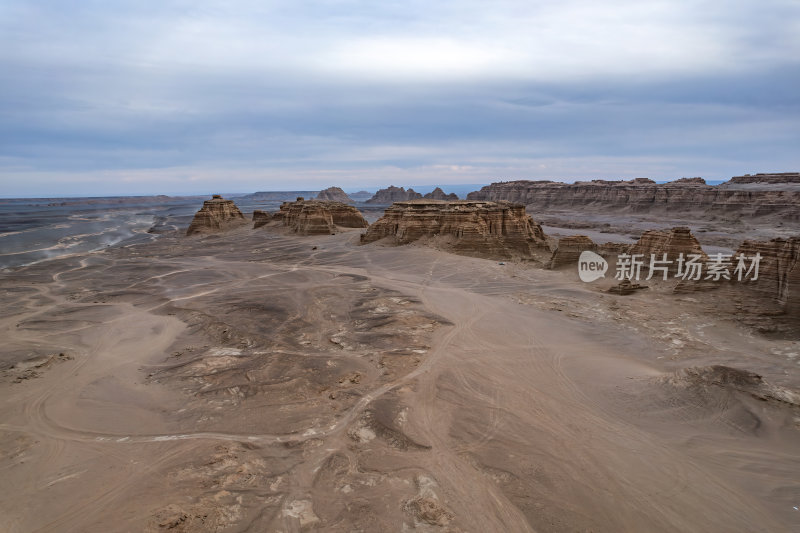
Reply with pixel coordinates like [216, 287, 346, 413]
[1, 224, 798, 532]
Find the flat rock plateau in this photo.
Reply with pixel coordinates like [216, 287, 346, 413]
[1, 195, 799, 532]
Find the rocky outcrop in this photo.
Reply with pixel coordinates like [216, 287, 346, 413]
[316, 187, 354, 203]
[280, 199, 334, 235]
[360, 200, 549, 259]
[252, 210, 272, 228]
[365, 186, 423, 204]
[186, 195, 247, 236]
[734, 237, 800, 316]
[549, 236, 597, 269]
[608, 279, 648, 295]
[598, 242, 632, 257]
[665, 366, 800, 406]
[671, 236, 799, 334]
[548, 236, 644, 269]
[423, 187, 459, 201]
[629, 227, 707, 264]
[327, 203, 369, 228]
[727, 173, 800, 185]
[467, 178, 800, 220]
[277, 198, 368, 235]
[672, 177, 706, 185]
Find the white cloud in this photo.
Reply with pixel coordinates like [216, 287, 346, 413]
[0, 0, 798, 195]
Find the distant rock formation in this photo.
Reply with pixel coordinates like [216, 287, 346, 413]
[423, 187, 459, 201]
[728, 173, 800, 185]
[365, 186, 423, 204]
[239, 190, 320, 201]
[252, 209, 272, 229]
[186, 195, 247, 236]
[466, 178, 800, 220]
[671, 177, 706, 185]
[349, 191, 373, 202]
[316, 186, 354, 203]
[360, 200, 549, 259]
[277, 198, 368, 235]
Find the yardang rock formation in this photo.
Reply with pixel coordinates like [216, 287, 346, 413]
[277, 197, 368, 235]
[734, 237, 800, 316]
[467, 177, 800, 220]
[186, 195, 247, 236]
[361, 200, 549, 259]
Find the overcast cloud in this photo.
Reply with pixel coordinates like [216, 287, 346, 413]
[1, 0, 798, 196]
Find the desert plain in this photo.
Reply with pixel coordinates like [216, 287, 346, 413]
[0, 188, 799, 533]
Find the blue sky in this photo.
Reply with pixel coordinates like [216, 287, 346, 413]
[1, 0, 798, 196]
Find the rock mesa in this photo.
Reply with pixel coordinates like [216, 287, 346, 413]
[360, 200, 549, 259]
[186, 195, 247, 236]
[278, 198, 368, 235]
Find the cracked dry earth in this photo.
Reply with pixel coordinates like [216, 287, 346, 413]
[1, 225, 799, 532]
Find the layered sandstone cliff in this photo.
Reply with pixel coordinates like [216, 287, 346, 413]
[316, 186, 354, 203]
[423, 187, 459, 201]
[674, 236, 800, 334]
[277, 198, 368, 235]
[727, 173, 800, 185]
[365, 186, 423, 204]
[360, 200, 549, 259]
[467, 178, 800, 220]
[326, 202, 370, 228]
[186, 195, 247, 236]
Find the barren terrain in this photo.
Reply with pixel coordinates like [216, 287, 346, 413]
[1, 224, 798, 532]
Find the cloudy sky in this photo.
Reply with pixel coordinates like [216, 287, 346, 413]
[1, 0, 798, 196]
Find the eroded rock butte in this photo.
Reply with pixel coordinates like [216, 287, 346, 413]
[186, 195, 247, 236]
